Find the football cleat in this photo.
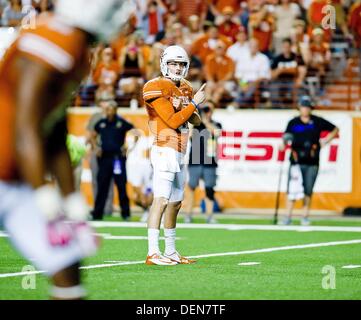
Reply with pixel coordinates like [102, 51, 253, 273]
[164, 251, 196, 264]
[145, 253, 178, 266]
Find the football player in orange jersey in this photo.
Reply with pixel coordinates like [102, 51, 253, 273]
[0, 0, 134, 299]
[143, 45, 206, 265]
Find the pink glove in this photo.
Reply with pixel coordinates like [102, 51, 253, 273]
[46, 217, 73, 247]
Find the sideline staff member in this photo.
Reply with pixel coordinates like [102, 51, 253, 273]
[280, 96, 339, 226]
[185, 101, 222, 224]
[86, 99, 114, 216]
[90, 101, 134, 221]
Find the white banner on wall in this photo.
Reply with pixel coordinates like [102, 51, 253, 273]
[212, 110, 352, 193]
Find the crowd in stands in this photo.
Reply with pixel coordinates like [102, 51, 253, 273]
[1, 0, 361, 109]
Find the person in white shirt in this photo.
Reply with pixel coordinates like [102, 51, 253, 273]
[234, 38, 271, 108]
[226, 26, 250, 63]
[273, 0, 301, 54]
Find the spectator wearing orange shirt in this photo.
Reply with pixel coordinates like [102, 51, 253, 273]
[218, 6, 241, 43]
[249, 0, 275, 57]
[307, 0, 331, 42]
[204, 40, 235, 104]
[191, 24, 232, 65]
[93, 47, 120, 101]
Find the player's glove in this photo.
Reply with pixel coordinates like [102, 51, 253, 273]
[63, 192, 89, 222]
[34, 186, 99, 254]
[33, 185, 73, 247]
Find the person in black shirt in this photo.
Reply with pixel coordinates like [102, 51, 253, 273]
[185, 101, 222, 224]
[270, 38, 307, 108]
[280, 96, 339, 226]
[86, 98, 115, 216]
[90, 101, 134, 220]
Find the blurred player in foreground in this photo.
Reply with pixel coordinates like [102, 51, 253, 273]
[0, 0, 134, 299]
[143, 45, 206, 265]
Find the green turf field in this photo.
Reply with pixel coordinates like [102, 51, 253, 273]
[1, 216, 361, 300]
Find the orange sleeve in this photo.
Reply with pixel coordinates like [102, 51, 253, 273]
[150, 97, 196, 130]
[143, 80, 164, 101]
[16, 23, 87, 74]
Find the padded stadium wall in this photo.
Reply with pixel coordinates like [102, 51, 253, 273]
[68, 108, 361, 214]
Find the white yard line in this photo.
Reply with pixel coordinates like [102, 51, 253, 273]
[238, 262, 261, 266]
[1, 238, 361, 279]
[90, 221, 361, 233]
[0, 270, 43, 278]
[94, 233, 182, 240]
[187, 239, 361, 259]
[341, 265, 361, 269]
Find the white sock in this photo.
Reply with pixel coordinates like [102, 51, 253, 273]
[164, 228, 176, 256]
[148, 228, 160, 256]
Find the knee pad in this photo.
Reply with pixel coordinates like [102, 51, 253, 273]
[205, 187, 215, 200]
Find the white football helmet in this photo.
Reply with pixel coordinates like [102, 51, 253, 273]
[160, 45, 190, 82]
[55, 0, 136, 42]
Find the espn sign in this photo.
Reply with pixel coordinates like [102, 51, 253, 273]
[218, 131, 339, 163]
[213, 111, 352, 193]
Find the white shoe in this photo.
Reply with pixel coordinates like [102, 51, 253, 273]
[164, 251, 196, 264]
[145, 253, 177, 266]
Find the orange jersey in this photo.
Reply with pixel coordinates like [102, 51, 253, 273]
[92, 61, 120, 85]
[0, 15, 89, 181]
[143, 77, 195, 154]
[191, 35, 232, 64]
[205, 53, 235, 81]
